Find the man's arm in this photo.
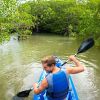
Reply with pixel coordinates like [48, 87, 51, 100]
[66, 55, 84, 74]
[33, 78, 48, 94]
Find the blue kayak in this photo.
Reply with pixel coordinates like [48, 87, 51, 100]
[33, 58, 79, 100]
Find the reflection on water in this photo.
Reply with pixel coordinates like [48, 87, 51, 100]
[12, 96, 24, 100]
[0, 35, 100, 100]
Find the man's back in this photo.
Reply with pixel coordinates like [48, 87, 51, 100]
[46, 69, 69, 100]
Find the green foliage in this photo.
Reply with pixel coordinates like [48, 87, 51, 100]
[19, 30, 32, 36]
[0, 0, 17, 43]
[0, 32, 10, 43]
[0, 0, 17, 17]
[0, 0, 100, 46]
[0, 0, 36, 43]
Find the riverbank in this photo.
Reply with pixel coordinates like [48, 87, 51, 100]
[0, 34, 100, 49]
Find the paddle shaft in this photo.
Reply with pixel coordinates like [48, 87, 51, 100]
[30, 70, 46, 91]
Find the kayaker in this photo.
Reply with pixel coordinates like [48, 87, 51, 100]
[33, 55, 84, 100]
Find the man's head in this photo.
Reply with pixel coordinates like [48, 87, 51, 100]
[41, 56, 56, 73]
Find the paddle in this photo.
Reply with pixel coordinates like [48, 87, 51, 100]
[16, 37, 94, 98]
[16, 82, 40, 97]
[61, 37, 95, 66]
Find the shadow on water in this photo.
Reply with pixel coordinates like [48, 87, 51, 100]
[12, 96, 24, 100]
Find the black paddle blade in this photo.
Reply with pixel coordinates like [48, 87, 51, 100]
[16, 89, 31, 97]
[77, 38, 94, 54]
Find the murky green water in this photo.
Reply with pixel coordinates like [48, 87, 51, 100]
[0, 35, 100, 100]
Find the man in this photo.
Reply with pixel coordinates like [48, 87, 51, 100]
[33, 55, 84, 100]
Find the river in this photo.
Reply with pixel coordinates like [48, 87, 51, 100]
[0, 35, 100, 100]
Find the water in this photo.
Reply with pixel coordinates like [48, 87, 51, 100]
[0, 35, 100, 100]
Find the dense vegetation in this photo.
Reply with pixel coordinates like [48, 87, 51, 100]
[0, 0, 100, 46]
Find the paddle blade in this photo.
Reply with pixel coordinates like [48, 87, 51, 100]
[77, 38, 94, 54]
[16, 89, 31, 97]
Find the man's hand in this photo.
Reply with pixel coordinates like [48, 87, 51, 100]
[68, 55, 76, 61]
[33, 78, 48, 94]
[66, 55, 84, 74]
[33, 83, 38, 89]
